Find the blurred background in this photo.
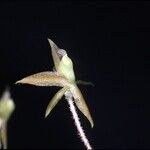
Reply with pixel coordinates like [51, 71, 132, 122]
[0, 1, 149, 149]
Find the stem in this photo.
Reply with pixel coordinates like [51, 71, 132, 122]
[65, 92, 92, 150]
[0, 119, 2, 149]
[0, 120, 7, 149]
[1, 123, 7, 149]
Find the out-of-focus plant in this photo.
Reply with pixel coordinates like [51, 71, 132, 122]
[16, 39, 94, 149]
[0, 88, 15, 149]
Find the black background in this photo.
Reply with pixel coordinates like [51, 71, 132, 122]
[0, 1, 149, 149]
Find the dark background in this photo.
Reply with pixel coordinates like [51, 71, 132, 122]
[0, 1, 149, 149]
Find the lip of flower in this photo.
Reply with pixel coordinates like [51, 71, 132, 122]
[57, 54, 76, 83]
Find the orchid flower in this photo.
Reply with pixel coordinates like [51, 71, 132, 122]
[16, 39, 94, 128]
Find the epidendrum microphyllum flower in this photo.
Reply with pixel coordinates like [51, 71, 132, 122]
[16, 39, 94, 128]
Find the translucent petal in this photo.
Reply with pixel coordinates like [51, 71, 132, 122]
[48, 38, 61, 71]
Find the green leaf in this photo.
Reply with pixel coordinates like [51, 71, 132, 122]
[45, 87, 68, 118]
[16, 71, 69, 87]
[70, 84, 94, 128]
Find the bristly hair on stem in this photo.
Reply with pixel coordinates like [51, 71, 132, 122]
[65, 91, 92, 149]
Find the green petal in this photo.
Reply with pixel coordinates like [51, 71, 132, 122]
[45, 87, 68, 118]
[15, 71, 69, 87]
[70, 84, 94, 128]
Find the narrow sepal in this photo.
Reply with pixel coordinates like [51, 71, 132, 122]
[45, 87, 68, 118]
[16, 71, 69, 87]
[70, 84, 94, 128]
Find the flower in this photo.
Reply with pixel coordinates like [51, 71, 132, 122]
[16, 39, 94, 128]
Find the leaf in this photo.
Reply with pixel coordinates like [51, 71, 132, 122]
[45, 87, 68, 118]
[70, 84, 94, 128]
[47, 38, 61, 71]
[16, 71, 69, 87]
[76, 80, 94, 87]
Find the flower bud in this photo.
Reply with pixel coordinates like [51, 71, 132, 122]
[0, 90, 15, 122]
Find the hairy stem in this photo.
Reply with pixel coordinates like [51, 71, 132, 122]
[65, 92, 92, 150]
